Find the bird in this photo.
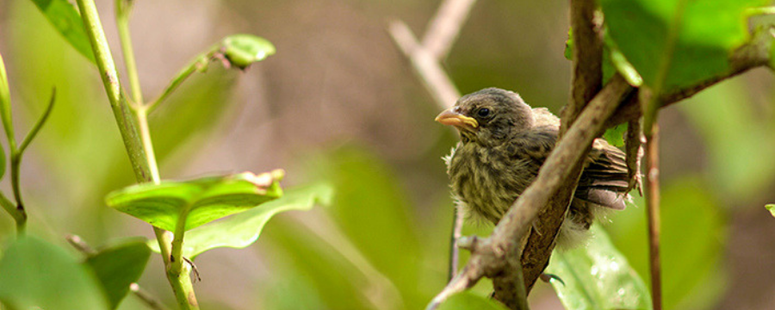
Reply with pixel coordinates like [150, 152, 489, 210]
[436, 87, 630, 248]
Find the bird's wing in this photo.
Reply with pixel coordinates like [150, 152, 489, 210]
[575, 140, 630, 210]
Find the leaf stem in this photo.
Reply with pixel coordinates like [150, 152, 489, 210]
[115, 0, 143, 105]
[146, 49, 218, 114]
[8, 88, 57, 216]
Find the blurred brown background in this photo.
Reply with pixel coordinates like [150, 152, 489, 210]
[1, 0, 774, 309]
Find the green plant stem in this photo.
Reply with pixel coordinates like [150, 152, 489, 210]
[0, 191, 24, 234]
[0, 53, 26, 233]
[76, 0, 198, 308]
[115, 0, 143, 104]
[18, 89, 56, 156]
[146, 49, 218, 114]
[135, 107, 161, 182]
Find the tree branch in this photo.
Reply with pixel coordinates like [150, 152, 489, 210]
[562, 0, 603, 135]
[519, 0, 607, 295]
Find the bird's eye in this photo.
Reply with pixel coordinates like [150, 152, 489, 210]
[477, 108, 490, 118]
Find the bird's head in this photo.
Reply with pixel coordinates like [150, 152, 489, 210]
[435, 88, 534, 145]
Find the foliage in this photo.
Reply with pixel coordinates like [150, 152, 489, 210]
[0, 236, 109, 310]
[546, 224, 651, 310]
[0, 0, 772, 309]
[85, 239, 152, 309]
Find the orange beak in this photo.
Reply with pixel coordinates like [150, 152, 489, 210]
[435, 108, 478, 131]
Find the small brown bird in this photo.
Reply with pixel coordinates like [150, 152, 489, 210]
[437, 88, 629, 247]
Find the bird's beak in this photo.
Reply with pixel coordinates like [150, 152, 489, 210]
[435, 108, 478, 130]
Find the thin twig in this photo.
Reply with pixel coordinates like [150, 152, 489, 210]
[131, 283, 172, 310]
[66, 234, 97, 255]
[67, 235, 171, 310]
[420, 0, 478, 60]
[644, 120, 661, 310]
[625, 118, 643, 195]
[448, 204, 464, 282]
[388, 0, 476, 283]
[388, 21, 460, 108]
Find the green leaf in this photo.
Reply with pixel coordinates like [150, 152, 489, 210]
[0, 235, 109, 310]
[148, 183, 333, 259]
[606, 176, 727, 309]
[105, 170, 284, 232]
[437, 292, 509, 310]
[84, 238, 151, 309]
[600, 0, 769, 91]
[603, 122, 627, 147]
[29, 0, 96, 64]
[220, 34, 276, 69]
[546, 224, 652, 310]
[766, 204, 775, 217]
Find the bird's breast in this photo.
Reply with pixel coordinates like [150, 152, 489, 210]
[447, 143, 533, 224]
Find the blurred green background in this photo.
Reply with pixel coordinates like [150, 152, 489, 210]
[0, 0, 774, 309]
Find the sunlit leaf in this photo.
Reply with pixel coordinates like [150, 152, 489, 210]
[105, 170, 284, 232]
[766, 204, 775, 217]
[600, 0, 769, 91]
[29, 0, 96, 64]
[0, 235, 109, 310]
[437, 292, 509, 310]
[606, 176, 728, 309]
[220, 34, 276, 69]
[84, 238, 151, 309]
[546, 224, 652, 310]
[148, 183, 333, 259]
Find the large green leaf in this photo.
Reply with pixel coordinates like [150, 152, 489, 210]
[84, 238, 151, 309]
[546, 224, 652, 310]
[600, 0, 769, 91]
[105, 170, 284, 232]
[0, 235, 109, 310]
[437, 292, 508, 310]
[606, 177, 728, 309]
[148, 183, 333, 259]
[29, 0, 96, 64]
